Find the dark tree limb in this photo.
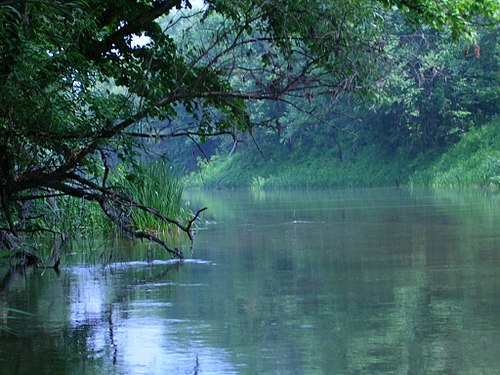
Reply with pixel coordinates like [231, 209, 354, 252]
[1, 186, 17, 236]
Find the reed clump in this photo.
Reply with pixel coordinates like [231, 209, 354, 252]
[120, 160, 188, 236]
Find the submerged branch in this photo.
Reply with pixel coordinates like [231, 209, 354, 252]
[98, 198, 185, 259]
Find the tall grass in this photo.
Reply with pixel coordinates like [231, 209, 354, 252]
[121, 160, 187, 236]
[0, 162, 188, 263]
[56, 161, 188, 237]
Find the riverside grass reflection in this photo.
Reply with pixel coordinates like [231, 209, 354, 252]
[0, 188, 499, 374]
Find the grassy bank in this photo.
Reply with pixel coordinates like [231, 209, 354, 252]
[188, 150, 418, 190]
[187, 118, 500, 190]
[410, 119, 500, 189]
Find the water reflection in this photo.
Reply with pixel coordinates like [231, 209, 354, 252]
[1, 188, 499, 374]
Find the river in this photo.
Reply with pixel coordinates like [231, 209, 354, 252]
[1, 188, 499, 374]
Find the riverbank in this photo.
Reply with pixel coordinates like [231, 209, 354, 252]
[186, 118, 500, 190]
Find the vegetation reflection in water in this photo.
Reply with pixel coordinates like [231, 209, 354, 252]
[1, 188, 500, 374]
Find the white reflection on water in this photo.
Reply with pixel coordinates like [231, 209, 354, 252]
[116, 318, 239, 375]
[65, 261, 238, 374]
[68, 267, 106, 323]
[109, 259, 215, 268]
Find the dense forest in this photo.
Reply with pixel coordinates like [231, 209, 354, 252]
[0, 0, 498, 260]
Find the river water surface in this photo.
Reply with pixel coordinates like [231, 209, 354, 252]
[1, 188, 499, 374]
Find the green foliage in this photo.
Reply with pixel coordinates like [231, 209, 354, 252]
[380, 0, 499, 41]
[56, 197, 108, 236]
[183, 19, 499, 191]
[367, 24, 499, 153]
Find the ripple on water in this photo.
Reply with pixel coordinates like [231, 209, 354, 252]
[108, 258, 215, 268]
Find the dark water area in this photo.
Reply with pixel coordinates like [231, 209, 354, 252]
[1, 188, 499, 374]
